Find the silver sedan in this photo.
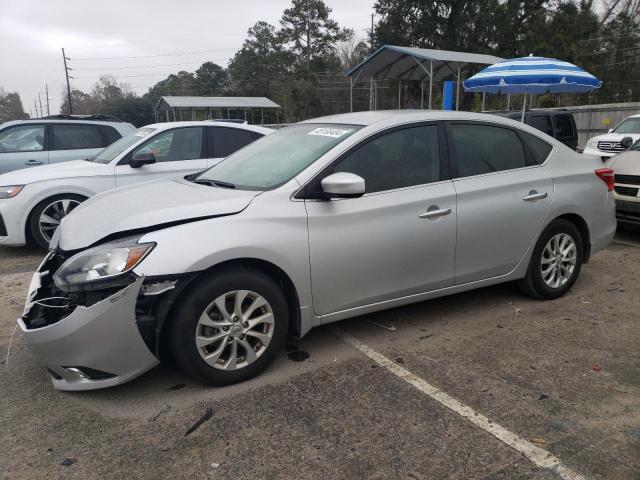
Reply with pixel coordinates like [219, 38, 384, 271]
[20, 111, 616, 390]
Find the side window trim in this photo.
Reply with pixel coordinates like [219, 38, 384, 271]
[118, 126, 206, 165]
[445, 120, 536, 180]
[299, 121, 449, 199]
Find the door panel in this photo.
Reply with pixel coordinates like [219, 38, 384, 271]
[306, 183, 457, 315]
[453, 168, 552, 284]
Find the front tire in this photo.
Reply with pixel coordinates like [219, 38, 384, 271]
[518, 219, 584, 300]
[28, 194, 86, 249]
[168, 268, 289, 386]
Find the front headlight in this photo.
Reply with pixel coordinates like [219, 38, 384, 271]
[585, 138, 598, 149]
[0, 185, 24, 199]
[53, 237, 155, 287]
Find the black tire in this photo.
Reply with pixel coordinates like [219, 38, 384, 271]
[28, 194, 86, 249]
[518, 219, 584, 300]
[168, 267, 289, 386]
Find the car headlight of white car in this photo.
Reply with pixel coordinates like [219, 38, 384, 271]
[585, 138, 599, 150]
[53, 237, 155, 288]
[0, 185, 24, 199]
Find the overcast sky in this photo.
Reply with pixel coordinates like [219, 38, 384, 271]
[0, 0, 375, 116]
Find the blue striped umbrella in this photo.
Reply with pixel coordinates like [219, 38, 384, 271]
[464, 55, 601, 120]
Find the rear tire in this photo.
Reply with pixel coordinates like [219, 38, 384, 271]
[168, 267, 289, 386]
[28, 194, 86, 249]
[518, 219, 583, 300]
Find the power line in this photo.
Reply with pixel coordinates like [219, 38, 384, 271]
[70, 47, 241, 61]
[72, 61, 213, 71]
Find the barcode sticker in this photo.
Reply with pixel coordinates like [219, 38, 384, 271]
[308, 127, 352, 138]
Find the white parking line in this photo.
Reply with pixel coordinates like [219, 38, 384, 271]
[334, 328, 587, 480]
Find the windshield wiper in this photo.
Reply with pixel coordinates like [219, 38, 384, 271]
[192, 178, 236, 189]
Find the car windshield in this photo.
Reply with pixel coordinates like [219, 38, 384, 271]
[613, 118, 640, 134]
[90, 127, 156, 164]
[195, 123, 361, 190]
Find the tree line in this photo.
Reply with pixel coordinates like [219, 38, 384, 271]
[1, 0, 639, 126]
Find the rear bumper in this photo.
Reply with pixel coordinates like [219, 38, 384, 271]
[19, 275, 159, 391]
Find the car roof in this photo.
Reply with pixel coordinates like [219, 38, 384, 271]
[141, 121, 274, 135]
[299, 110, 550, 128]
[0, 118, 132, 128]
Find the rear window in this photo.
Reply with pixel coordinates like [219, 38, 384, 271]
[520, 131, 553, 164]
[554, 115, 574, 137]
[52, 124, 104, 150]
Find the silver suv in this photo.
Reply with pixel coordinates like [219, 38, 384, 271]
[0, 115, 135, 174]
[20, 111, 616, 391]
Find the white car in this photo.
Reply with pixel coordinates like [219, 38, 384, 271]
[0, 121, 272, 248]
[583, 113, 640, 159]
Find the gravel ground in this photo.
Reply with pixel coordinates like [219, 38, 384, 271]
[0, 226, 639, 480]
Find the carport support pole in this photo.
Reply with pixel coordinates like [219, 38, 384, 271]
[350, 76, 353, 113]
[482, 92, 486, 111]
[420, 82, 424, 109]
[456, 64, 461, 111]
[429, 61, 433, 110]
[398, 79, 402, 109]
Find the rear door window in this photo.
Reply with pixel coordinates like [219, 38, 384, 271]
[449, 123, 530, 178]
[520, 131, 553, 164]
[52, 124, 104, 150]
[210, 127, 262, 157]
[0, 124, 46, 152]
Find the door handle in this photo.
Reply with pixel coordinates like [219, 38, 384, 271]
[419, 207, 452, 219]
[522, 191, 548, 202]
[25, 159, 43, 166]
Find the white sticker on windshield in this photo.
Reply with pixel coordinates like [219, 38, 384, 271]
[308, 127, 352, 138]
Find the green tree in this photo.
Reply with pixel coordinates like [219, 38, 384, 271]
[227, 22, 292, 97]
[279, 0, 352, 73]
[195, 62, 228, 95]
[0, 88, 28, 122]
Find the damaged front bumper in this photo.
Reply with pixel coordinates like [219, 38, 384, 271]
[19, 255, 161, 391]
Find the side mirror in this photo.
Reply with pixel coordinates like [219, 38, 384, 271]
[321, 172, 365, 198]
[621, 136, 634, 149]
[608, 129, 613, 133]
[130, 152, 156, 168]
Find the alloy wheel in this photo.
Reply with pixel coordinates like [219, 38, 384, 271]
[195, 290, 275, 371]
[540, 233, 577, 288]
[38, 198, 81, 243]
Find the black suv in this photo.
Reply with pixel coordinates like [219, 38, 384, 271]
[493, 110, 578, 151]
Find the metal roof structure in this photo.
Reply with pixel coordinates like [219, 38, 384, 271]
[157, 96, 281, 109]
[154, 96, 281, 123]
[345, 45, 504, 111]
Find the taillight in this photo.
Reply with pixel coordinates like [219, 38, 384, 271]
[595, 168, 614, 191]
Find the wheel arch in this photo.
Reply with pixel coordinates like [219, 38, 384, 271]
[24, 191, 90, 246]
[160, 257, 302, 346]
[552, 213, 591, 262]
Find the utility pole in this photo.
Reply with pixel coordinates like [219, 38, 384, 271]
[62, 48, 73, 114]
[38, 93, 44, 118]
[45, 84, 51, 116]
[370, 13, 374, 52]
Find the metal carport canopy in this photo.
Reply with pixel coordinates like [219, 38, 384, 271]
[345, 45, 504, 111]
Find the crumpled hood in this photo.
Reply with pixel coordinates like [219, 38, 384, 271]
[58, 178, 260, 250]
[0, 160, 108, 185]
